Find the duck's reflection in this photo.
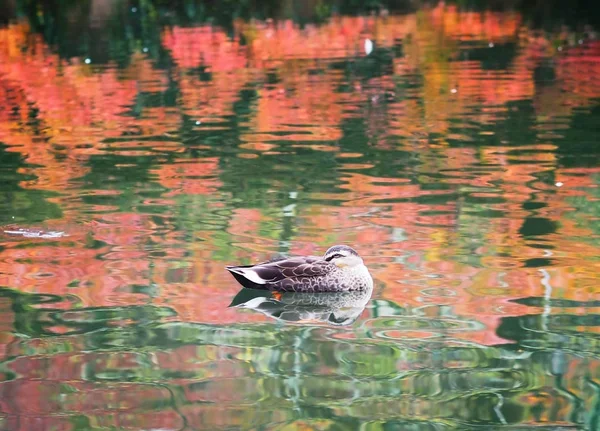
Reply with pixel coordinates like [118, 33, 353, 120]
[230, 286, 373, 326]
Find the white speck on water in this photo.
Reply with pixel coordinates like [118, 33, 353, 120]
[558, 46, 563, 51]
[364, 38, 373, 55]
[282, 203, 296, 217]
[555, 182, 563, 187]
[374, 304, 398, 317]
[84, 58, 91, 64]
[132, 7, 137, 12]
[578, 39, 583, 44]
[392, 227, 407, 242]
[450, 88, 458, 94]
[489, 42, 494, 48]
[143, 47, 148, 53]
[195, 121, 201, 125]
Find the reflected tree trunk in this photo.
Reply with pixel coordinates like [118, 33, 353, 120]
[0, 0, 16, 24]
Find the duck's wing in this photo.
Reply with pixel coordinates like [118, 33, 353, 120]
[260, 256, 333, 280]
[226, 256, 333, 289]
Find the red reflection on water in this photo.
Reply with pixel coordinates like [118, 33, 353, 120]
[0, 4, 597, 369]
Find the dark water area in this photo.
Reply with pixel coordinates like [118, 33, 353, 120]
[0, 1, 599, 430]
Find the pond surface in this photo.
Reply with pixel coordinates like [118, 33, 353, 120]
[0, 3, 599, 430]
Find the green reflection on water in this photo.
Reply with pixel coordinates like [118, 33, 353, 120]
[0, 288, 598, 429]
[0, 1, 600, 429]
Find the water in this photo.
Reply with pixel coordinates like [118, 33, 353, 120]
[0, 2, 599, 429]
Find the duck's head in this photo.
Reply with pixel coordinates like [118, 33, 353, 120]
[323, 245, 363, 268]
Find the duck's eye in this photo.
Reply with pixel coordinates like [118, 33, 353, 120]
[325, 253, 343, 261]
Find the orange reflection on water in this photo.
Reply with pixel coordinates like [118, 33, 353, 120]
[236, 15, 415, 65]
[429, 4, 521, 41]
[0, 7, 598, 347]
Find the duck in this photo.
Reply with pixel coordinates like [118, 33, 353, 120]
[230, 286, 373, 325]
[226, 245, 373, 293]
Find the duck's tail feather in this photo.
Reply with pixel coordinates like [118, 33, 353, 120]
[226, 266, 270, 290]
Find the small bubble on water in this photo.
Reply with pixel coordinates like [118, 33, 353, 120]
[488, 42, 494, 48]
[142, 47, 148, 53]
[578, 39, 583, 44]
[132, 7, 137, 12]
[558, 46, 563, 51]
[450, 88, 457, 94]
[84, 58, 91, 64]
[195, 121, 201, 125]
[555, 182, 564, 187]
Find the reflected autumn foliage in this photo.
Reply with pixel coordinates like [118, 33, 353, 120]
[429, 4, 521, 41]
[0, 5, 598, 337]
[0, 285, 598, 430]
[153, 157, 222, 196]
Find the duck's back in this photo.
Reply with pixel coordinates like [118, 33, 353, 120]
[227, 256, 333, 291]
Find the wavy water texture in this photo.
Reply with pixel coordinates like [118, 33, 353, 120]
[0, 2, 599, 430]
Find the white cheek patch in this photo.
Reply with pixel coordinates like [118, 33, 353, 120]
[339, 256, 363, 268]
[335, 256, 358, 268]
